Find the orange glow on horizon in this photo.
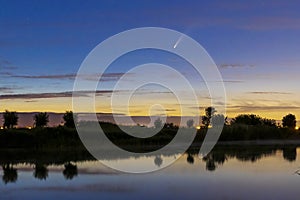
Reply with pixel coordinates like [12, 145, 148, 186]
[1, 97, 299, 122]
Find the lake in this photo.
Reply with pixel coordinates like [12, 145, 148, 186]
[1, 145, 300, 199]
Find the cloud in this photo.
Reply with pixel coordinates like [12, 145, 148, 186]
[219, 64, 255, 68]
[228, 105, 300, 112]
[0, 90, 114, 100]
[0, 86, 23, 93]
[0, 87, 15, 93]
[248, 91, 292, 95]
[242, 16, 300, 31]
[165, 109, 177, 112]
[10, 72, 128, 81]
[12, 73, 76, 80]
[221, 80, 244, 83]
[0, 57, 17, 71]
[24, 100, 38, 103]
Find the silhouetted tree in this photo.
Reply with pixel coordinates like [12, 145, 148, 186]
[2, 164, 18, 184]
[34, 112, 49, 127]
[164, 123, 176, 129]
[202, 107, 216, 128]
[211, 114, 226, 127]
[63, 162, 78, 180]
[231, 114, 262, 126]
[3, 110, 18, 129]
[261, 118, 277, 127]
[154, 118, 163, 129]
[186, 119, 194, 128]
[63, 111, 77, 128]
[282, 114, 296, 129]
[33, 164, 48, 180]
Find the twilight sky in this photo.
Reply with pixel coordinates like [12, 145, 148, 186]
[1, 0, 300, 120]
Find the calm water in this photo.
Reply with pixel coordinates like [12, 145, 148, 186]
[1, 145, 300, 200]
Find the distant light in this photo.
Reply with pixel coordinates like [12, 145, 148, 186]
[196, 126, 201, 130]
[27, 126, 32, 130]
[295, 126, 299, 130]
[0, 127, 3, 130]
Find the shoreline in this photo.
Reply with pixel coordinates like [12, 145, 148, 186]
[215, 139, 300, 145]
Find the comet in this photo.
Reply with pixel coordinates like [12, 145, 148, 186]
[173, 35, 184, 49]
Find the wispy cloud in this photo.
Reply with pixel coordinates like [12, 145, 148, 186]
[219, 64, 255, 68]
[228, 105, 300, 112]
[248, 91, 293, 95]
[12, 73, 76, 80]
[0, 57, 17, 71]
[221, 80, 244, 83]
[0, 86, 23, 93]
[0, 90, 114, 100]
[0, 87, 15, 93]
[10, 72, 128, 81]
[242, 16, 300, 31]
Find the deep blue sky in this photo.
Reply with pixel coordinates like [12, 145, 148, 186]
[1, 0, 300, 120]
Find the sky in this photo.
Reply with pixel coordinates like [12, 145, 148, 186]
[1, 0, 300, 121]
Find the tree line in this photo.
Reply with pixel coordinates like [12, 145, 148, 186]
[154, 106, 297, 130]
[1, 110, 76, 129]
[1, 107, 297, 130]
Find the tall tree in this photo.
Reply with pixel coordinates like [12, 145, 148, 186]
[63, 111, 77, 128]
[3, 110, 18, 129]
[202, 107, 216, 128]
[34, 112, 49, 127]
[211, 114, 226, 126]
[261, 118, 277, 127]
[282, 114, 296, 129]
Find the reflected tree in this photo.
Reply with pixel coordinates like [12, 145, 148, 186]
[2, 164, 18, 184]
[187, 154, 194, 164]
[33, 164, 48, 180]
[205, 158, 216, 171]
[154, 156, 163, 167]
[63, 162, 78, 180]
[202, 150, 227, 171]
[282, 147, 297, 162]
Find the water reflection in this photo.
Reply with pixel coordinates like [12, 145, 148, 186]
[0, 145, 299, 183]
[33, 164, 48, 180]
[63, 162, 78, 180]
[282, 147, 297, 162]
[154, 156, 163, 167]
[2, 164, 18, 184]
[186, 154, 194, 165]
[190, 145, 299, 171]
